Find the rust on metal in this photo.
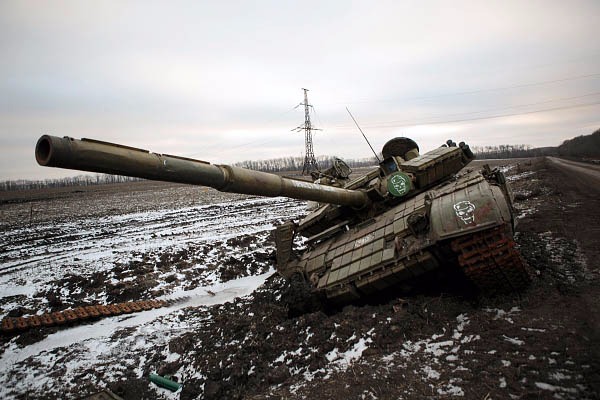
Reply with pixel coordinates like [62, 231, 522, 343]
[1, 299, 171, 335]
[2, 318, 14, 332]
[107, 304, 122, 315]
[41, 314, 54, 326]
[85, 305, 100, 318]
[52, 312, 66, 325]
[29, 315, 42, 327]
[452, 225, 531, 294]
[16, 317, 28, 329]
[97, 305, 111, 316]
[117, 303, 132, 314]
[74, 307, 89, 319]
[64, 309, 78, 322]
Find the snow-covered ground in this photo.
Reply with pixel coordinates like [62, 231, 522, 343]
[0, 194, 307, 399]
[0, 160, 596, 399]
[0, 196, 306, 311]
[0, 196, 304, 292]
[1, 272, 273, 399]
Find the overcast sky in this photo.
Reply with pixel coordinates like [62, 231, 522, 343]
[1, 0, 599, 180]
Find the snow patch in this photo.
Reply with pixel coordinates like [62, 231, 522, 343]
[535, 382, 578, 394]
[327, 337, 373, 368]
[502, 335, 524, 346]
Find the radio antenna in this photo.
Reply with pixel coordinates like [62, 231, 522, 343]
[346, 107, 381, 163]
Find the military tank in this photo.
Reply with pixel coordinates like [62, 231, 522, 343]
[35, 135, 531, 304]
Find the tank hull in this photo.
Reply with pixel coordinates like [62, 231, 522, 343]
[279, 169, 530, 303]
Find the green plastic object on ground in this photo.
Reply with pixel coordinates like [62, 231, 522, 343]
[149, 373, 182, 392]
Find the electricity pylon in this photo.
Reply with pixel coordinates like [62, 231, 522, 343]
[293, 88, 321, 175]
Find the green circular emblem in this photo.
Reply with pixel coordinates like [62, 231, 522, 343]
[387, 172, 412, 197]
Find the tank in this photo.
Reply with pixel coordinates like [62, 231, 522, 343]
[35, 135, 531, 304]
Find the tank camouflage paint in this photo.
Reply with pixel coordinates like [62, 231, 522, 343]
[35, 135, 530, 304]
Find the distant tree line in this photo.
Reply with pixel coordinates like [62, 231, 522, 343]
[0, 157, 379, 191]
[5, 129, 597, 190]
[1, 157, 378, 191]
[471, 144, 557, 159]
[472, 128, 599, 160]
[0, 174, 142, 191]
[557, 128, 600, 158]
[233, 155, 379, 172]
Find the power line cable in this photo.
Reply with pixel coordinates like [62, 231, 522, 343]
[332, 92, 600, 129]
[188, 97, 600, 160]
[170, 72, 600, 159]
[357, 101, 600, 129]
[310, 105, 325, 134]
[335, 72, 600, 105]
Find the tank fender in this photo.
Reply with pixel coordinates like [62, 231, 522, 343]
[429, 184, 512, 240]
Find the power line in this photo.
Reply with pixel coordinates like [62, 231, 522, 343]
[337, 72, 600, 105]
[292, 89, 321, 175]
[170, 72, 600, 159]
[406, 73, 600, 100]
[333, 92, 600, 129]
[188, 96, 600, 160]
[310, 105, 324, 133]
[356, 101, 600, 129]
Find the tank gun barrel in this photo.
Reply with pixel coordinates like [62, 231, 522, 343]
[35, 135, 369, 208]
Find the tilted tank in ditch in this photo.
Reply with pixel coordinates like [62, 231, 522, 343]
[35, 135, 531, 304]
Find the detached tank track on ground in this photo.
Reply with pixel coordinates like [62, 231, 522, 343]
[451, 225, 532, 294]
[1, 299, 169, 335]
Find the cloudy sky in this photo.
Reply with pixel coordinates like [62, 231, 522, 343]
[1, 0, 599, 180]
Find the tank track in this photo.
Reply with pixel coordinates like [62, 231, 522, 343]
[1, 299, 169, 335]
[451, 225, 531, 294]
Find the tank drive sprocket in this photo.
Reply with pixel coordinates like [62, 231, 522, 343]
[451, 225, 532, 294]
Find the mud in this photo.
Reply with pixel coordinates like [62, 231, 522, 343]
[1, 158, 599, 399]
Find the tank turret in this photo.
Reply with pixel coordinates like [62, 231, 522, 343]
[35, 134, 531, 304]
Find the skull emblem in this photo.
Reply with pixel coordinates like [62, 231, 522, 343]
[453, 201, 476, 224]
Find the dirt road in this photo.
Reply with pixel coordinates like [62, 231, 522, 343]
[547, 157, 600, 185]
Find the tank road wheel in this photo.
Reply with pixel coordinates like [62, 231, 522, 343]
[451, 225, 532, 295]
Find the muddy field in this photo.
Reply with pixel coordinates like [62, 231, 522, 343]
[0, 158, 599, 399]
